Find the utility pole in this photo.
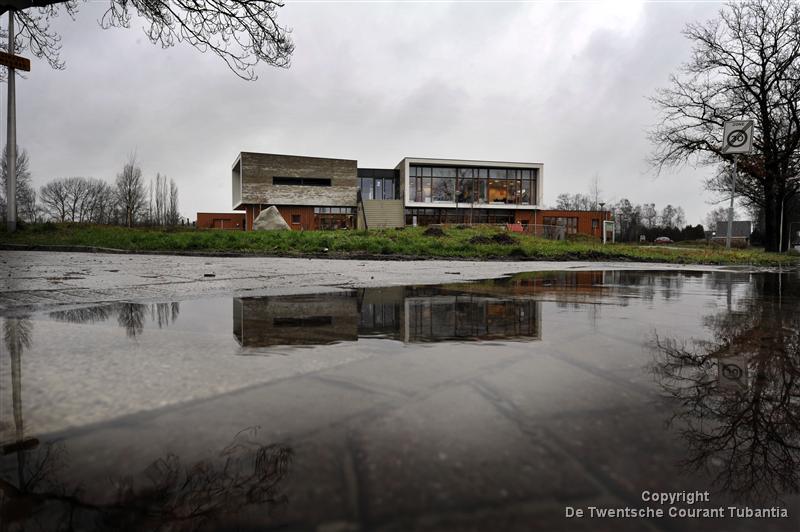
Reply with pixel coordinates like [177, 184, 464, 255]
[6, 9, 16, 232]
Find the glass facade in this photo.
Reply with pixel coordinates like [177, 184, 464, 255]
[358, 169, 399, 200]
[314, 207, 355, 230]
[409, 165, 537, 206]
[405, 208, 519, 226]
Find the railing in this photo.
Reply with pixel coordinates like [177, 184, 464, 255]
[427, 223, 566, 241]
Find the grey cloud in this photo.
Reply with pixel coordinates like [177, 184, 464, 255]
[7, 2, 724, 223]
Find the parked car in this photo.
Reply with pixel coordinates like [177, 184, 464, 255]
[654, 236, 673, 244]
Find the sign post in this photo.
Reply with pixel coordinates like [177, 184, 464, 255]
[5, 10, 16, 232]
[721, 120, 754, 249]
[1, 10, 30, 233]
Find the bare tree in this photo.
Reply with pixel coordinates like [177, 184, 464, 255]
[641, 203, 658, 228]
[588, 173, 602, 210]
[167, 178, 179, 227]
[554, 193, 592, 210]
[115, 154, 146, 227]
[705, 206, 737, 232]
[86, 178, 117, 224]
[1, 1, 293, 81]
[1, 145, 36, 222]
[39, 176, 115, 223]
[660, 204, 677, 228]
[649, 0, 800, 252]
[39, 178, 69, 221]
[674, 207, 686, 228]
[63, 176, 89, 222]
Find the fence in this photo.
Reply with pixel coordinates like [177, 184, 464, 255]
[427, 223, 566, 241]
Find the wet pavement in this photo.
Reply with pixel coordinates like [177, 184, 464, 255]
[0, 251, 759, 314]
[1, 265, 799, 531]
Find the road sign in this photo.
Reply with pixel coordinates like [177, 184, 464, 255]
[0, 50, 30, 72]
[722, 120, 754, 154]
[717, 356, 748, 389]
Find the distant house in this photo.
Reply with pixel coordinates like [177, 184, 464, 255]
[713, 220, 752, 244]
[196, 212, 245, 230]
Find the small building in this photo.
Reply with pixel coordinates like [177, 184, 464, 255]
[196, 212, 245, 230]
[713, 220, 752, 245]
[231, 152, 611, 236]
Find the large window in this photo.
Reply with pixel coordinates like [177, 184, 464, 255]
[405, 208, 517, 226]
[273, 177, 332, 186]
[542, 216, 578, 234]
[358, 176, 398, 200]
[409, 165, 537, 206]
[314, 207, 355, 230]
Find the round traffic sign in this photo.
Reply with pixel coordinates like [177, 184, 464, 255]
[727, 129, 748, 148]
[722, 363, 743, 380]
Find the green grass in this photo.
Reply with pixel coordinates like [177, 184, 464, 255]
[1, 223, 797, 266]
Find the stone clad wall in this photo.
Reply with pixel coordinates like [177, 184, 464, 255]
[239, 152, 358, 207]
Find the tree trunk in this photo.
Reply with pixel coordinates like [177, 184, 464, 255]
[763, 193, 780, 252]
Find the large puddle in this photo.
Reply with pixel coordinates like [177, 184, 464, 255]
[1, 270, 798, 530]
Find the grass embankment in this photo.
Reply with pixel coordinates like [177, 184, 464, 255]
[0, 223, 796, 266]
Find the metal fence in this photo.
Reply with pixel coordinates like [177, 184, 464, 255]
[426, 223, 566, 240]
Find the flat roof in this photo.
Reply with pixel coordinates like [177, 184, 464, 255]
[237, 151, 358, 162]
[402, 157, 544, 166]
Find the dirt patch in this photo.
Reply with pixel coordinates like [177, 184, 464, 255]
[468, 235, 493, 245]
[491, 233, 516, 245]
[423, 226, 446, 237]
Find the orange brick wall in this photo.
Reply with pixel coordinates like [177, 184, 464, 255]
[196, 212, 245, 230]
[243, 204, 315, 230]
[533, 209, 611, 238]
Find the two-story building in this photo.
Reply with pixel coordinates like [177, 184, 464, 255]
[232, 152, 609, 236]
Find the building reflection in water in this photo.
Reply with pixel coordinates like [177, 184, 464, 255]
[653, 271, 800, 502]
[231, 270, 718, 348]
[232, 281, 556, 347]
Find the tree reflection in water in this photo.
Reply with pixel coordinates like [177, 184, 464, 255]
[653, 273, 800, 502]
[49, 302, 181, 338]
[1, 427, 292, 530]
[1, 315, 291, 530]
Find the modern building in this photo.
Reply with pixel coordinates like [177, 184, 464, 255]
[232, 152, 609, 236]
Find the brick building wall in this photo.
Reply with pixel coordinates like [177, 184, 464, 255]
[196, 212, 245, 230]
[527, 209, 611, 238]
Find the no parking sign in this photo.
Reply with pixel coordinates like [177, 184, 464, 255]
[722, 120, 754, 154]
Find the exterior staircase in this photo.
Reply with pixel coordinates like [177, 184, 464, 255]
[360, 199, 404, 229]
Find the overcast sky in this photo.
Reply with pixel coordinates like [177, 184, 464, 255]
[4, 1, 729, 224]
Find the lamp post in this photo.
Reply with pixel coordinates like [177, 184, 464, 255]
[598, 202, 605, 239]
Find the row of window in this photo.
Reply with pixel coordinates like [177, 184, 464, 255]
[542, 216, 579, 234]
[359, 177, 398, 200]
[409, 166, 537, 180]
[408, 166, 537, 205]
[405, 208, 519, 226]
[313, 207, 356, 214]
